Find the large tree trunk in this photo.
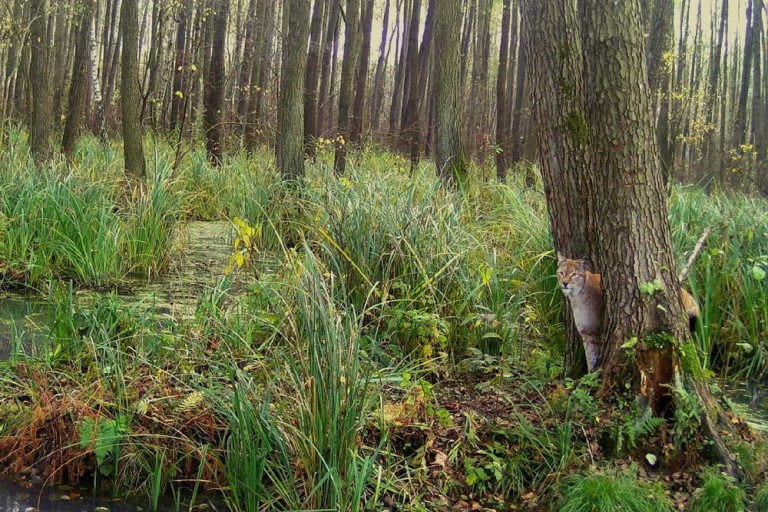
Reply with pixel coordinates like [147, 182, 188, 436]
[580, 0, 686, 393]
[578, 0, 739, 476]
[120, 0, 146, 179]
[276, 0, 311, 180]
[333, 0, 361, 175]
[434, 0, 465, 186]
[29, 0, 52, 160]
[204, 0, 229, 166]
[62, 0, 94, 157]
[520, 0, 591, 378]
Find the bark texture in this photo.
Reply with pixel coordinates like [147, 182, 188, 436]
[120, 0, 146, 179]
[434, 0, 465, 185]
[276, 0, 311, 180]
[520, 0, 592, 377]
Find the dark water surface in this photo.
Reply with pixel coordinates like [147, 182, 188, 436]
[0, 222, 234, 511]
[0, 479, 145, 512]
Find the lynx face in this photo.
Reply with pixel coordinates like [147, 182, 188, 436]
[556, 258, 590, 297]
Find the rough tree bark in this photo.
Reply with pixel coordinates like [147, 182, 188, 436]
[520, 0, 591, 378]
[120, 0, 146, 179]
[276, 0, 311, 180]
[434, 0, 465, 186]
[29, 0, 52, 160]
[579, 0, 740, 475]
[62, 0, 94, 157]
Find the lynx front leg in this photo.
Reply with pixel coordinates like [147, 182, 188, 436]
[581, 333, 600, 372]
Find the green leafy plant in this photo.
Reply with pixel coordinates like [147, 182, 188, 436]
[79, 414, 131, 476]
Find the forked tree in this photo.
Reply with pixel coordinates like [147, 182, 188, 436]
[522, 0, 740, 476]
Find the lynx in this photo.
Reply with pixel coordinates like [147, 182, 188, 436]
[556, 253, 699, 372]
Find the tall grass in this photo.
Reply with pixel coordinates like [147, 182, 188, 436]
[282, 248, 376, 510]
[556, 467, 675, 512]
[669, 188, 768, 380]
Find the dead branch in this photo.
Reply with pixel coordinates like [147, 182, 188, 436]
[678, 226, 712, 282]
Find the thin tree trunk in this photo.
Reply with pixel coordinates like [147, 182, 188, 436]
[495, 0, 513, 182]
[349, 0, 375, 145]
[319, 0, 341, 136]
[29, 0, 52, 160]
[735, 0, 754, 146]
[304, 0, 327, 157]
[141, 0, 166, 127]
[235, 0, 258, 135]
[170, 1, 189, 133]
[703, 0, 728, 186]
[334, 0, 361, 175]
[204, 0, 229, 166]
[62, 0, 94, 156]
[752, 0, 767, 194]
[401, 0, 421, 169]
[647, 0, 674, 183]
[369, 0, 392, 137]
[389, 0, 410, 137]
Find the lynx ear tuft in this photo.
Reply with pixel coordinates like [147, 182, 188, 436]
[557, 251, 565, 264]
[577, 257, 594, 271]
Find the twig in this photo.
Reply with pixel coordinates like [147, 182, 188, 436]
[678, 226, 712, 282]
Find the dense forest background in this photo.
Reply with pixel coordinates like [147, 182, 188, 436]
[1, 0, 766, 192]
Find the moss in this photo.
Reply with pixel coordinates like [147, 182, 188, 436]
[564, 111, 589, 146]
[678, 339, 705, 381]
[642, 331, 676, 350]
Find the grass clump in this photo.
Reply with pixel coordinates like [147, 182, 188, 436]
[557, 467, 675, 512]
[689, 466, 746, 512]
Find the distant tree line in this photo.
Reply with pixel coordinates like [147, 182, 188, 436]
[0, 0, 765, 192]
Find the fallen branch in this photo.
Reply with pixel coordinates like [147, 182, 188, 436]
[678, 226, 712, 282]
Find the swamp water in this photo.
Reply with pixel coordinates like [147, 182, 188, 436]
[0, 222, 233, 511]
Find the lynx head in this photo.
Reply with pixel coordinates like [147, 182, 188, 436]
[556, 252, 592, 297]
